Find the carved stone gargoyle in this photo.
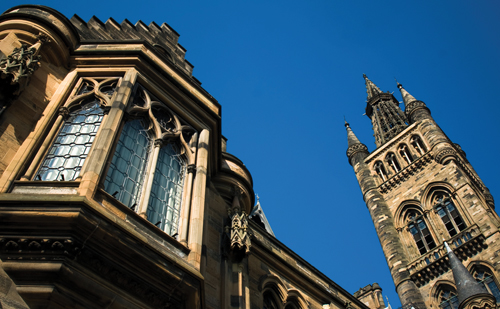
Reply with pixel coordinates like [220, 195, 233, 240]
[223, 187, 251, 261]
[0, 33, 48, 116]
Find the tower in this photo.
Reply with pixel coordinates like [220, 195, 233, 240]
[347, 75, 500, 309]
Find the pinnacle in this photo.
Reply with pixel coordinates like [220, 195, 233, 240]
[363, 74, 383, 101]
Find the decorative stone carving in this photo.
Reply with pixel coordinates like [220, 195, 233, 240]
[0, 237, 80, 259]
[346, 143, 369, 161]
[434, 147, 457, 165]
[224, 187, 251, 261]
[405, 100, 427, 117]
[0, 34, 49, 116]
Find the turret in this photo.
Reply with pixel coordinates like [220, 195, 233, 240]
[345, 121, 369, 166]
[345, 121, 426, 309]
[396, 82, 432, 124]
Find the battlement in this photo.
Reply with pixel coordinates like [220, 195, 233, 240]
[69, 14, 195, 77]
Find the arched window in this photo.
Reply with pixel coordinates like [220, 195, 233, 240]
[399, 144, 414, 165]
[386, 153, 401, 173]
[472, 268, 500, 303]
[411, 135, 427, 156]
[406, 211, 436, 254]
[104, 119, 151, 209]
[374, 161, 388, 181]
[35, 79, 116, 181]
[263, 291, 280, 309]
[433, 193, 466, 237]
[439, 287, 459, 309]
[104, 85, 194, 236]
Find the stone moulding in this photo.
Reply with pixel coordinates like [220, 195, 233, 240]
[407, 226, 486, 287]
[378, 153, 433, 194]
[0, 237, 81, 260]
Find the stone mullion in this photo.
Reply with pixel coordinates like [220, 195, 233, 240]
[78, 69, 137, 199]
[137, 140, 162, 218]
[179, 164, 196, 246]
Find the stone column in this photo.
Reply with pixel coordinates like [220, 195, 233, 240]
[187, 129, 209, 268]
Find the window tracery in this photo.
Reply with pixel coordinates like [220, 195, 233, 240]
[438, 287, 459, 309]
[35, 78, 117, 181]
[104, 85, 196, 236]
[472, 267, 500, 303]
[406, 210, 436, 255]
[433, 193, 466, 237]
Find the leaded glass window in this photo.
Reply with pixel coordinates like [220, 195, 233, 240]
[36, 100, 104, 181]
[147, 144, 186, 235]
[104, 84, 194, 237]
[104, 119, 151, 207]
[474, 269, 500, 303]
[439, 289, 459, 309]
[407, 211, 436, 255]
[434, 194, 466, 237]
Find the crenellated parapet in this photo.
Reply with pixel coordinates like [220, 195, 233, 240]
[69, 14, 195, 77]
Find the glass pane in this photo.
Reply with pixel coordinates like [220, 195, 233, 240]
[104, 119, 151, 208]
[36, 100, 104, 181]
[146, 144, 186, 236]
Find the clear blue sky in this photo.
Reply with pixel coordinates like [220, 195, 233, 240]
[3, 1, 500, 307]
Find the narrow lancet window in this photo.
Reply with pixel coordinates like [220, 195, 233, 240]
[386, 153, 401, 173]
[374, 161, 388, 182]
[411, 135, 427, 156]
[399, 144, 414, 164]
[36, 101, 104, 181]
[473, 269, 500, 303]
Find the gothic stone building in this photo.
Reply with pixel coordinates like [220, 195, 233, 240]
[346, 75, 500, 309]
[0, 5, 381, 309]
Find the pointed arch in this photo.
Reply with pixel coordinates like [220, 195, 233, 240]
[260, 274, 287, 304]
[421, 183, 468, 238]
[285, 289, 308, 309]
[468, 261, 500, 303]
[431, 281, 459, 309]
[394, 199, 422, 229]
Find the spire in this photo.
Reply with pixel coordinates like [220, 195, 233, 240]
[396, 81, 417, 107]
[363, 75, 408, 147]
[345, 120, 362, 148]
[345, 121, 369, 166]
[364, 74, 382, 101]
[444, 242, 490, 306]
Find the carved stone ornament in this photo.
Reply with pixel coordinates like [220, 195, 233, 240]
[434, 147, 457, 165]
[346, 143, 369, 162]
[459, 293, 497, 309]
[224, 187, 251, 261]
[0, 34, 49, 115]
[405, 100, 428, 117]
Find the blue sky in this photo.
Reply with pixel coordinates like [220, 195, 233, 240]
[3, 1, 500, 307]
